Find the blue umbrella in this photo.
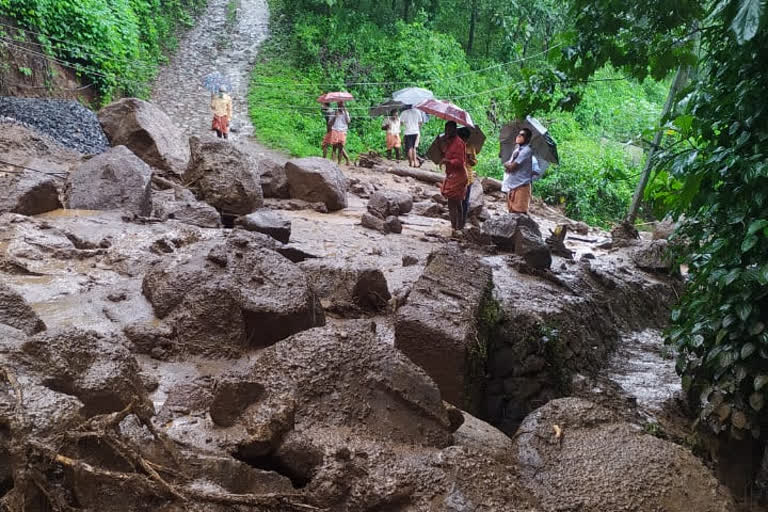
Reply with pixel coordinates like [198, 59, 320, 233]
[202, 72, 232, 93]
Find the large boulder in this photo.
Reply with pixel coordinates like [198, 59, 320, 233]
[395, 246, 493, 410]
[514, 225, 552, 269]
[235, 210, 291, 243]
[367, 189, 413, 218]
[0, 283, 45, 335]
[152, 187, 221, 228]
[137, 230, 325, 356]
[64, 145, 152, 216]
[98, 98, 190, 176]
[513, 398, 736, 512]
[184, 136, 263, 214]
[0, 170, 61, 215]
[255, 157, 290, 198]
[299, 259, 391, 315]
[285, 157, 347, 211]
[633, 239, 673, 272]
[481, 213, 540, 250]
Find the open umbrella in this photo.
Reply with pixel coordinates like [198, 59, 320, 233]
[415, 99, 474, 127]
[317, 92, 355, 103]
[500, 116, 559, 164]
[468, 126, 486, 154]
[391, 87, 434, 107]
[369, 99, 406, 117]
[202, 72, 232, 93]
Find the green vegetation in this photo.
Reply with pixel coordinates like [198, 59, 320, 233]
[0, 0, 207, 102]
[249, 1, 667, 227]
[528, 0, 767, 441]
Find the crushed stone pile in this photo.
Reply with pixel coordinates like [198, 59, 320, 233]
[0, 96, 108, 154]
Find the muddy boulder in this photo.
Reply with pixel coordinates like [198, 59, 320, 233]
[367, 189, 413, 217]
[633, 239, 674, 272]
[285, 157, 347, 211]
[299, 259, 391, 315]
[64, 145, 153, 216]
[98, 97, 190, 176]
[139, 231, 325, 355]
[235, 209, 291, 243]
[0, 170, 61, 216]
[482, 212, 541, 250]
[184, 136, 264, 214]
[22, 329, 153, 418]
[0, 282, 46, 335]
[514, 224, 552, 269]
[513, 398, 736, 512]
[152, 187, 222, 228]
[395, 246, 493, 410]
[255, 156, 289, 198]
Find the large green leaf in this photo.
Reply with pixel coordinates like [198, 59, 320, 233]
[755, 375, 768, 391]
[741, 235, 758, 252]
[742, 342, 757, 359]
[748, 219, 768, 235]
[731, 0, 765, 44]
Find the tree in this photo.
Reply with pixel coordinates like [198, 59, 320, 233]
[525, 0, 768, 441]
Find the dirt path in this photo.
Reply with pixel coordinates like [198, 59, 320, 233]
[150, 0, 286, 163]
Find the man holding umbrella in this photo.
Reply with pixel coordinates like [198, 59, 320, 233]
[503, 128, 537, 214]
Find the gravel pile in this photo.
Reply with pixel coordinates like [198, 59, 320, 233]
[0, 97, 109, 155]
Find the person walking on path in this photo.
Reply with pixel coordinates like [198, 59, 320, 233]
[457, 126, 478, 225]
[329, 102, 351, 165]
[321, 102, 335, 158]
[439, 121, 468, 232]
[210, 85, 233, 139]
[382, 110, 402, 160]
[400, 106, 423, 167]
[502, 128, 535, 214]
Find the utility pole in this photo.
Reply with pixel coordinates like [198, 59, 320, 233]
[624, 65, 690, 226]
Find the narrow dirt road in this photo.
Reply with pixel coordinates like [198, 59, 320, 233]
[151, 0, 286, 162]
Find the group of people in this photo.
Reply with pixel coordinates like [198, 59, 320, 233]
[437, 122, 539, 234]
[382, 107, 425, 167]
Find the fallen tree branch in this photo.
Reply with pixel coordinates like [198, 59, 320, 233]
[185, 489, 326, 511]
[373, 164, 444, 185]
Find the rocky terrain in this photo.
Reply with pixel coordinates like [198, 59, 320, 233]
[0, 94, 746, 511]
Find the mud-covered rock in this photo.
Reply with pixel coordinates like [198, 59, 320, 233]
[98, 98, 190, 176]
[395, 246, 493, 410]
[235, 209, 291, 243]
[0, 170, 61, 216]
[184, 136, 263, 214]
[367, 189, 413, 218]
[64, 145, 152, 216]
[413, 200, 447, 218]
[633, 239, 673, 272]
[514, 226, 552, 269]
[21, 329, 153, 418]
[255, 157, 289, 198]
[482, 212, 541, 251]
[0, 283, 46, 335]
[513, 398, 736, 512]
[384, 215, 402, 234]
[152, 187, 221, 228]
[139, 233, 325, 355]
[285, 157, 347, 211]
[299, 259, 391, 315]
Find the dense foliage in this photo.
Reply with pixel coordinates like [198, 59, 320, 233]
[249, 0, 667, 226]
[537, 0, 768, 439]
[0, 0, 206, 101]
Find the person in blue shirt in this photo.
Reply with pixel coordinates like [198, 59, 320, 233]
[502, 128, 540, 214]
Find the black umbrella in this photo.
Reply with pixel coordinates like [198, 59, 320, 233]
[369, 99, 406, 117]
[500, 116, 559, 164]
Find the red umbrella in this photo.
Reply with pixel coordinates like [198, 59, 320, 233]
[414, 99, 474, 127]
[317, 91, 355, 103]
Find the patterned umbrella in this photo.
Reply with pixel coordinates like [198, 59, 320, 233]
[317, 92, 355, 103]
[500, 116, 559, 164]
[414, 99, 474, 127]
[202, 72, 232, 93]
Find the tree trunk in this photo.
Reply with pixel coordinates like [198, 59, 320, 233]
[625, 65, 689, 225]
[403, 0, 411, 20]
[467, 0, 478, 53]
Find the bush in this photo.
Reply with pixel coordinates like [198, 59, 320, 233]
[1, 0, 206, 102]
